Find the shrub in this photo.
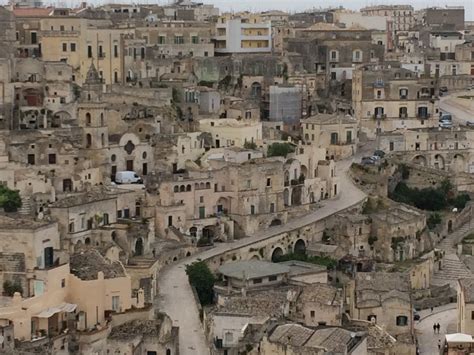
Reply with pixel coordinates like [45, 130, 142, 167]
[449, 193, 471, 209]
[3, 280, 22, 296]
[0, 185, 22, 212]
[185, 261, 216, 306]
[243, 141, 257, 150]
[274, 252, 336, 269]
[427, 213, 442, 230]
[267, 143, 295, 157]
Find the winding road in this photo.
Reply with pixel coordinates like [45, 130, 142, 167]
[156, 150, 369, 355]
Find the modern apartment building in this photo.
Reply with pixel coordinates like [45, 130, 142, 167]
[214, 14, 271, 54]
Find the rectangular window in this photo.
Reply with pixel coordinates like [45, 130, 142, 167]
[98, 45, 103, 58]
[269, 275, 277, 281]
[87, 45, 92, 58]
[62, 43, 67, 52]
[174, 36, 184, 44]
[61, 279, 66, 288]
[111, 296, 120, 311]
[191, 36, 199, 44]
[48, 154, 56, 164]
[270, 203, 275, 213]
[471, 311, 474, 320]
[70, 43, 76, 52]
[27, 154, 35, 165]
[114, 44, 118, 58]
[31, 32, 37, 44]
[158, 36, 166, 44]
[266, 178, 271, 187]
[68, 222, 74, 233]
[253, 278, 262, 284]
[250, 205, 255, 215]
[310, 310, 315, 317]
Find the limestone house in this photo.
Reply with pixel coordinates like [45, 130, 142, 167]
[0, 236, 145, 349]
[346, 272, 413, 337]
[457, 278, 474, 335]
[302, 113, 359, 160]
[198, 118, 263, 148]
[105, 316, 179, 355]
[259, 323, 367, 354]
[294, 283, 343, 327]
[353, 65, 439, 138]
[379, 127, 474, 173]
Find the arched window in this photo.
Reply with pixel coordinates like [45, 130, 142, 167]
[174, 186, 179, 193]
[186, 184, 191, 191]
[101, 133, 105, 147]
[85, 112, 91, 126]
[86, 134, 92, 148]
[100, 113, 104, 126]
[180, 185, 185, 192]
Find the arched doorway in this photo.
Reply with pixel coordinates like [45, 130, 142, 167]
[271, 247, 284, 262]
[250, 255, 260, 260]
[294, 239, 306, 254]
[85, 237, 91, 245]
[412, 155, 427, 166]
[283, 188, 290, 206]
[434, 154, 445, 170]
[270, 219, 282, 227]
[135, 238, 144, 256]
[291, 186, 302, 205]
[453, 154, 465, 173]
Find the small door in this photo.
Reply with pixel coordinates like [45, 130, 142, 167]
[215, 139, 220, 148]
[126, 160, 134, 171]
[111, 166, 117, 181]
[44, 247, 54, 268]
[199, 206, 205, 219]
[142, 163, 148, 175]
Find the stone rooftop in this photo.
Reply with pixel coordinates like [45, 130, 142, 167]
[217, 287, 296, 317]
[0, 214, 52, 230]
[218, 260, 290, 280]
[355, 272, 410, 307]
[305, 113, 357, 125]
[70, 249, 126, 281]
[279, 260, 327, 276]
[108, 319, 162, 340]
[299, 283, 342, 306]
[50, 186, 132, 208]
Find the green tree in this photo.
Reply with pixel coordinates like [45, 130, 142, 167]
[3, 280, 23, 296]
[267, 143, 295, 157]
[185, 261, 216, 306]
[0, 185, 22, 212]
[449, 193, 471, 209]
[427, 213, 442, 230]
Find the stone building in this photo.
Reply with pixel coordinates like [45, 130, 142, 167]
[352, 65, 439, 138]
[302, 113, 359, 160]
[379, 127, 474, 173]
[346, 272, 413, 338]
[457, 278, 474, 335]
[424, 6, 465, 31]
[361, 5, 414, 32]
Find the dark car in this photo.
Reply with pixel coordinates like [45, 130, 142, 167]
[374, 150, 385, 158]
[414, 312, 420, 321]
[439, 86, 448, 96]
[361, 157, 376, 165]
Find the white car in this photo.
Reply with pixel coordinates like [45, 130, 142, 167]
[439, 121, 453, 128]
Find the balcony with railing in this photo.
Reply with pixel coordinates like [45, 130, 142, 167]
[417, 113, 431, 119]
[372, 114, 387, 119]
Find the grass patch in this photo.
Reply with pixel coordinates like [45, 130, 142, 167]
[274, 252, 337, 269]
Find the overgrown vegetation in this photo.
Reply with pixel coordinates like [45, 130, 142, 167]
[397, 164, 410, 180]
[0, 185, 22, 212]
[3, 280, 22, 296]
[274, 252, 337, 269]
[427, 213, 442, 230]
[361, 198, 383, 214]
[267, 142, 295, 157]
[185, 261, 216, 306]
[243, 141, 257, 150]
[389, 179, 470, 211]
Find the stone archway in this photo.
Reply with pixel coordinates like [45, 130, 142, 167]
[283, 188, 290, 206]
[250, 254, 260, 261]
[412, 155, 427, 166]
[135, 238, 144, 256]
[452, 154, 466, 173]
[294, 239, 306, 254]
[291, 186, 302, 206]
[271, 247, 284, 262]
[434, 154, 445, 170]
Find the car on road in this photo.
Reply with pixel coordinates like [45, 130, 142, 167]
[439, 86, 448, 96]
[467, 121, 474, 127]
[439, 114, 452, 122]
[439, 120, 453, 128]
[374, 150, 385, 158]
[414, 312, 420, 321]
[361, 156, 376, 165]
[115, 171, 143, 184]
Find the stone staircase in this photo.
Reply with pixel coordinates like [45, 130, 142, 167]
[126, 256, 157, 269]
[431, 223, 473, 288]
[17, 195, 33, 215]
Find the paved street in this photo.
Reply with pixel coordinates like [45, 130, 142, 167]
[157, 149, 369, 355]
[440, 91, 474, 124]
[415, 304, 457, 354]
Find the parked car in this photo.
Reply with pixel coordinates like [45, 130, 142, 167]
[440, 114, 452, 122]
[467, 121, 474, 127]
[361, 157, 376, 165]
[115, 171, 143, 184]
[414, 312, 420, 321]
[439, 120, 453, 128]
[373, 150, 385, 158]
[439, 86, 448, 96]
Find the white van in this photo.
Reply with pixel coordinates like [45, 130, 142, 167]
[115, 171, 143, 184]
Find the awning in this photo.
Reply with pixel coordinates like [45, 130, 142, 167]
[35, 303, 77, 318]
[445, 333, 474, 343]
